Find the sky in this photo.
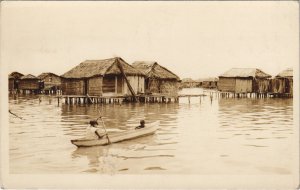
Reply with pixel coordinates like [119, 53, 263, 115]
[1, 1, 299, 79]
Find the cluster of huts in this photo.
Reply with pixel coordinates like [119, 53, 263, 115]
[8, 57, 293, 98]
[8, 57, 181, 96]
[178, 68, 293, 97]
[9, 72, 62, 94]
[217, 68, 293, 97]
[180, 78, 218, 89]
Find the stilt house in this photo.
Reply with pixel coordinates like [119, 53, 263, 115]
[198, 77, 218, 89]
[19, 74, 40, 92]
[180, 78, 199, 88]
[132, 61, 180, 94]
[61, 57, 145, 96]
[218, 68, 271, 93]
[38, 72, 62, 93]
[8, 72, 24, 91]
[271, 68, 293, 95]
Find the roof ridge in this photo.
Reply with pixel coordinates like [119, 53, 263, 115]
[83, 57, 119, 62]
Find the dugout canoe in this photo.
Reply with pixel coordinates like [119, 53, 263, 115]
[71, 121, 160, 147]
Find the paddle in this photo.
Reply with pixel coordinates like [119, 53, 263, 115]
[96, 110, 111, 144]
[9, 110, 24, 120]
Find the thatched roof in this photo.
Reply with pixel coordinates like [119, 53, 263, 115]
[38, 72, 60, 80]
[132, 61, 180, 80]
[62, 57, 143, 79]
[9, 72, 24, 79]
[21, 74, 38, 80]
[276, 68, 293, 78]
[219, 68, 271, 78]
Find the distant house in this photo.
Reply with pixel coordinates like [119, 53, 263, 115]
[218, 68, 271, 93]
[271, 68, 293, 95]
[180, 78, 199, 88]
[132, 61, 180, 94]
[19, 74, 40, 93]
[38, 72, 62, 94]
[61, 57, 145, 96]
[8, 72, 24, 91]
[198, 77, 218, 89]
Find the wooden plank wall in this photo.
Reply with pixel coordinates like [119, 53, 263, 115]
[117, 75, 123, 94]
[235, 78, 252, 93]
[218, 77, 236, 92]
[43, 75, 62, 89]
[103, 75, 115, 93]
[9, 79, 14, 90]
[88, 76, 103, 96]
[19, 79, 40, 90]
[123, 75, 145, 94]
[61, 79, 85, 95]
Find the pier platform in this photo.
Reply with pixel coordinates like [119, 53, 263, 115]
[56, 94, 206, 105]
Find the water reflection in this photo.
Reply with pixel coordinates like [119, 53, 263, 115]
[8, 90, 294, 175]
[218, 98, 293, 141]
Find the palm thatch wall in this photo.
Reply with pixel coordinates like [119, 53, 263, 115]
[270, 68, 293, 95]
[132, 61, 180, 95]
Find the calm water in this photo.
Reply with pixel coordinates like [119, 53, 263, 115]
[9, 88, 294, 174]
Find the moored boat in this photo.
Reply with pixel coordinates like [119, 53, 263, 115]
[71, 121, 160, 147]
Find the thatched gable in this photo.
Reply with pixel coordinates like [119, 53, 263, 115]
[62, 57, 143, 79]
[21, 74, 38, 80]
[220, 68, 271, 78]
[38, 72, 60, 80]
[132, 61, 180, 81]
[9, 72, 24, 79]
[276, 68, 293, 78]
[181, 78, 196, 83]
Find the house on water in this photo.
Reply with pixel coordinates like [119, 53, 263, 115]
[19, 74, 40, 94]
[180, 78, 200, 89]
[198, 77, 218, 89]
[132, 61, 180, 94]
[61, 57, 145, 96]
[38, 72, 62, 94]
[9, 72, 24, 92]
[271, 68, 293, 96]
[218, 68, 271, 93]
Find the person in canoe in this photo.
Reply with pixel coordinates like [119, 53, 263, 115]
[86, 120, 106, 139]
[135, 120, 145, 129]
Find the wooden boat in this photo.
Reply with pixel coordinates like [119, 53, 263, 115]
[71, 121, 160, 147]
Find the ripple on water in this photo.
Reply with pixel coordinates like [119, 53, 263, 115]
[9, 92, 294, 175]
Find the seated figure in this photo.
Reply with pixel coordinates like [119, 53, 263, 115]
[135, 120, 145, 129]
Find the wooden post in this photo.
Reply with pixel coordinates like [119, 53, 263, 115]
[116, 61, 138, 102]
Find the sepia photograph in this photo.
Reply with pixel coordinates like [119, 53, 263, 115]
[1, 1, 299, 189]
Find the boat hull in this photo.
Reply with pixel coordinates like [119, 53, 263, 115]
[71, 121, 159, 147]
